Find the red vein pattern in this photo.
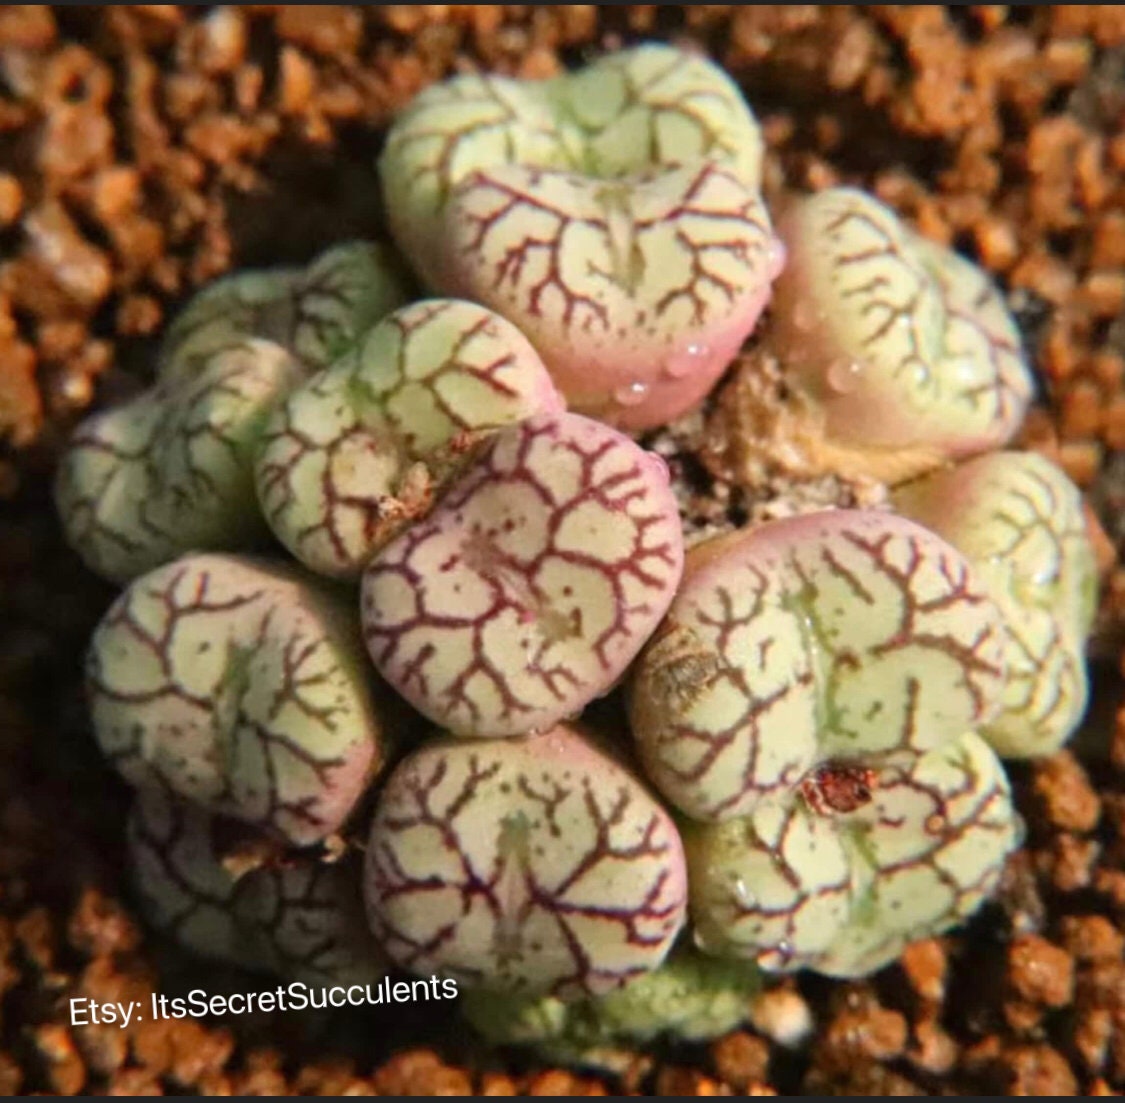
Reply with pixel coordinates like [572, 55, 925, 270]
[361, 412, 684, 738]
[630, 510, 1006, 823]
[129, 785, 383, 986]
[56, 340, 301, 583]
[893, 450, 1097, 757]
[767, 187, 1032, 471]
[379, 44, 775, 430]
[447, 161, 780, 429]
[363, 726, 687, 999]
[158, 242, 408, 384]
[686, 732, 1018, 977]
[254, 300, 562, 579]
[88, 553, 384, 846]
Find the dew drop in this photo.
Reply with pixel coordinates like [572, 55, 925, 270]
[791, 299, 819, 333]
[765, 235, 787, 280]
[664, 341, 710, 379]
[614, 380, 650, 407]
[826, 359, 863, 395]
[731, 876, 756, 907]
[945, 354, 978, 385]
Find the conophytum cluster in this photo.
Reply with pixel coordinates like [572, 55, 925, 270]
[55, 44, 1097, 1060]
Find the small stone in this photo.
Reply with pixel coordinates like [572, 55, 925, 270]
[907, 1018, 957, 1075]
[1007, 934, 1075, 1008]
[66, 887, 140, 958]
[1040, 834, 1101, 893]
[825, 1005, 909, 1063]
[1072, 1007, 1114, 1074]
[748, 986, 814, 1049]
[1003, 1043, 1078, 1096]
[1035, 751, 1098, 832]
[899, 939, 947, 1004]
[33, 1024, 86, 1096]
[711, 1031, 771, 1090]
[1058, 915, 1125, 963]
[655, 1067, 732, 1096]
[372, 1049, 474, 1097]
[0, 174, 22, 225]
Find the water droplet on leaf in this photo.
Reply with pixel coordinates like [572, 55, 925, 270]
[664, 342, 710, 379]
[614, 381, 650, 407]
[826, 359, 863, 395]
[766, 235, 787, 279]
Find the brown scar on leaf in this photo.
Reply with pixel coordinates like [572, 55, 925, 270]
[641, 622, 726, 712]
[800, 762, 878, 816]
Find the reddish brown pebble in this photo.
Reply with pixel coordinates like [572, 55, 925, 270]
[1003, 1043, 1079, 1096]
[478, 1071, 518, 1095]
[66, 887, 140, 958]
[1040, 834, 1102, 893]
[167, 1021, 235, 1089]
[899, 939, 947, 1004]
[275, 5, 362, 56]
[0, 175, 22, 226]
[711, 1031, 771, 1090]
[1004, 998, 1044, 1033]
[22, 200, 112, 310]
[1059, 915, 1125, 964]
[16, 906, 57, 971]
[105, 1067, 164, 1096]
[372, 1049, 474, 1097]
[656, 1067, 732, 1096]
[1073, 1007, 1114, 1074]
[72, 1023, 127, 1078]
[908, 1018, 957, 1075]
[1087, 1078, 1121, 1096]
[1007, 934, 1075, 1008]
[33, 1024, 86, 1095]
[824, 1005, 909, 1064]
[526, 1069, 606, 1096]
[1030, 751, 1102, 832]
[0, 1053, 22, 1097]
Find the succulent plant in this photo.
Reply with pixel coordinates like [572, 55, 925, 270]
[86, 553, 387, 846]
[893, 451, 1097, 758]
[361, 411, 685, 737]
[129, 785, 383, 986]
[629, 509, 1007, 822]
[381, 45, 764, 284]
[627, 510, 1020, 977]
[158, 241, 411, 380]
[55, 241, 412, 583]
[685, 730, 1018, 976]
[363, 723, 688, 1000]
[254, 299, 563, 580]
[729, 186, 1034, 483]
[380, 44, 781, 430]
[56, 339, 303, 583]
[462, 944, 760, 1063]
[59, 41, 1089, 1060]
